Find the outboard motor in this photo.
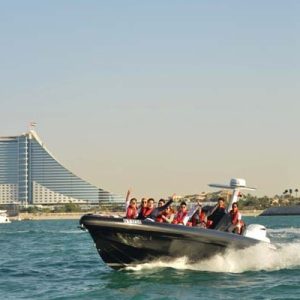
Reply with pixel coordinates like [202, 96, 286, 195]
[243, 224, 270, 243]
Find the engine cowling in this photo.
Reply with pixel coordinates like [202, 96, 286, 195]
[244, 224, 270, 243]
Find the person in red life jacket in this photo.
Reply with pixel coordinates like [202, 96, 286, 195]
[228, 202, 244, 234]
[137, 197, 148, 219]
[172, 201, 188, 225]
[191, 205, 207, 227]
[155, 199, 166, 222]
[137, 196, 174, 220]
[207, 197, 226, 229]
[126, 198, 138, 219]
[124, 189, 138, 219]
[137, 198, 155, 219]
[161, 206, 175, 223]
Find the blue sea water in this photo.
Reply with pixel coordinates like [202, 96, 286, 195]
[1, 216, 300, 300]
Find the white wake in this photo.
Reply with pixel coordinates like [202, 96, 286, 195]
[126, 242, 300, 273]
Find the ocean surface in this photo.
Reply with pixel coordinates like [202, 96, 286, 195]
[1, 216, 300, 300]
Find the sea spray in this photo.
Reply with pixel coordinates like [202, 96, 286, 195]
[127, 242, 300, 273]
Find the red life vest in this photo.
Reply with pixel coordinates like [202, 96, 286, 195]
[230, 209, 239, 225]
[139, 206, 147, 217]
[156, 213, 164, 223]
[126, 206, 137, 219]
[191, 210, 207, 226]
[160, 211, 173, 223]
[172, 210, 187, 224]
[143, 207, 153, 218]
[230, 209, 244, 234]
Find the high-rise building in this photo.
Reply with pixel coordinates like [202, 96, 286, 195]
[0, 130, 124, 206]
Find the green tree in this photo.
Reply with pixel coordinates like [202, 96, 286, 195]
[63, 202, 80, 212]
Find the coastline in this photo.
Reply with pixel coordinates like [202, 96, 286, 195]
[10, 209, 263, 221]
[10, 211, 124, 221]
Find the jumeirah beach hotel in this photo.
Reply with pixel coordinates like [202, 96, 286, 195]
[0, 129, 124, 207]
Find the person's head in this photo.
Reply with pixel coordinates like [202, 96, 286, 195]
[218, 197, 225, 207]
[147, 198, 155, 209]
[232, 202, 238, 212]
[130, 198, 137, 207]
[158, 198, 165, 207]
[141, 198, 148, 208]
[180, 201, 187, 212]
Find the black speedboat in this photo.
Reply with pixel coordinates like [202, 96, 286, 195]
[80, 179, 272, 270]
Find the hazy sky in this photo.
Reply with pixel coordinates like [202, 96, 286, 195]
[1, 1, 299, 199]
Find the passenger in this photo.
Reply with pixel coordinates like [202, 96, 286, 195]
[137, 197, 148, 218]
[172, 201, 188, 225]
[161, 206, 175, 223]
[191, 205, 207, 227]
[158, 199, 165, 207]
[138, 196, 174, 220]
[137, 198, 155, 219]
[126, 198, 138, 219]
[184, 202, 201, 226]
[155, 199, 166, 222]
[228, 202, 244, 234]
[207, 197, 226, 229]
[125, 189, 138, 219]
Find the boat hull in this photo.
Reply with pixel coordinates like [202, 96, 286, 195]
[80, 214, 260, 269]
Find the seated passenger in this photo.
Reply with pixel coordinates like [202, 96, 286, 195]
[207, 197, 226, 229]
[161, 206, 175, 223]
[148, 197, 174, 221]
[155, 199, 166, 222]
[172, 201, 188, 225]
[126, 198, 138, 219]
[138, 195, 174, 220]
[125, 189, 138, 219]
[191, 205, 207, 227]
[228, 202, 244, 234]
[137, 198, 155, 219]
[137, 197, 148, 218]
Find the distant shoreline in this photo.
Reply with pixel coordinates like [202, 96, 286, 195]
[10, 209, 263, 221]
[10, 212, 124, 221]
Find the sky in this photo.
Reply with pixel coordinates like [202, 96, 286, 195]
[1, 1, 300, 199]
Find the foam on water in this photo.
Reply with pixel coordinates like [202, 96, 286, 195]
[127, 242, 300, 273]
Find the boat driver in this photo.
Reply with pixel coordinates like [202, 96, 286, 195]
[207, 197, 226, 229]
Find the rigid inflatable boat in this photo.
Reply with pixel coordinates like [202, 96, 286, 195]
[80, 179, 272, 270]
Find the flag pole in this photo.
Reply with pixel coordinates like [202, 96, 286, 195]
[29, 121, 37, 131]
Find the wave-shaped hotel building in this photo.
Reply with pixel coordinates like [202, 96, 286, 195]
[0, 130, 124, 207]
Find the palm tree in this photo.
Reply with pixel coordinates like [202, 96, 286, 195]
[295, 189, 299, 198]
